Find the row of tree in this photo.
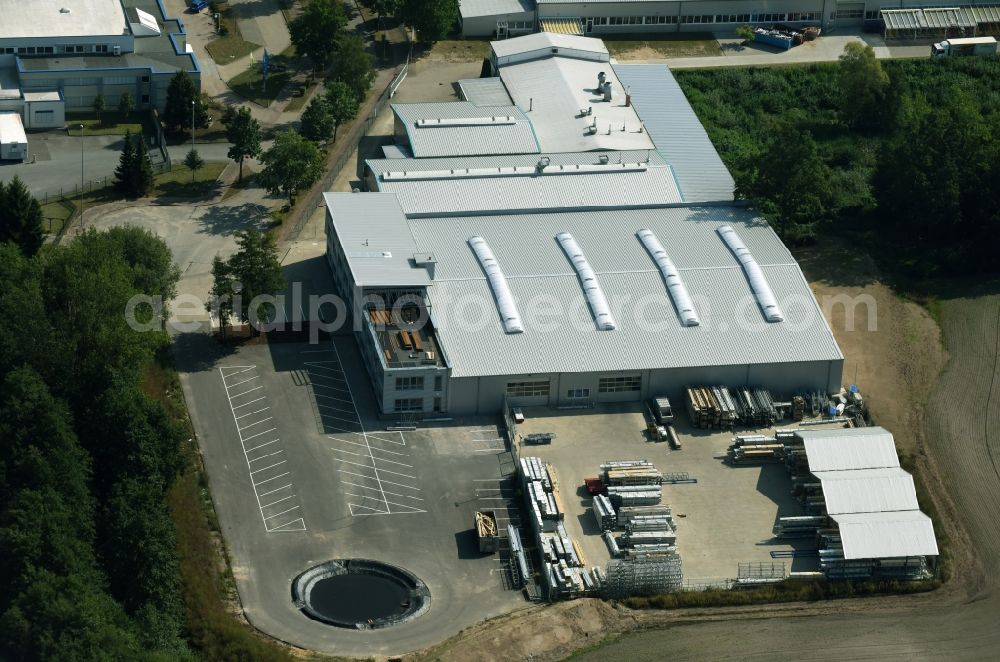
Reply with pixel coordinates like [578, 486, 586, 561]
[677, 47, 1000, 276]
[0, 226, 191, 658]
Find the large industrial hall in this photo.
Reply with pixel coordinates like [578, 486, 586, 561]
[324, 33, 844, 418]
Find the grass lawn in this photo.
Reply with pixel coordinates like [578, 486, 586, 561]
[282, 81, 315, 112]
[227, 67, 293, 107]
[40, 199, 75, 235]
[605, 33, 721, 59]
[422, 39, 491, 62]
[66, 112, 145, 136]
[205, 2, 260, 64]
[153, 161, 227, 198]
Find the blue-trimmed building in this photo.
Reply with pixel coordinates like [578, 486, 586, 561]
[0, 0, 199, 129]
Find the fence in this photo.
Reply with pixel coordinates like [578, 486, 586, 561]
[285, 51, 411, 240]
[37, 161, 172, 206]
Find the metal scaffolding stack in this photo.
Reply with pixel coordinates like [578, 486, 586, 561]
[607, 485, 661, 507]
[592, 494, 616, 531]
[602, 556, 683, 598]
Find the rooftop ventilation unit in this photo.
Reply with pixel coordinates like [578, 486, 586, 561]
[468, 236, 524, 334]
[716, 225, 784, 322]
[555, 232, 616, 331]
[636, 229, 699, 327]
[380, 162, 646, 182]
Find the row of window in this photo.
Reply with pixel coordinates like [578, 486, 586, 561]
[833, 9, 865, 19]
[0, 44, 111, 55]
[586, 12, 819, 27]
[393, 398, 423, 413]
[394, 375, 444, 391]
[506, 376, 643, 398]
[507, 21, 533, 30]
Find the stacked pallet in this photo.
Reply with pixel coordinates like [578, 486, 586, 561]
[519, 457, 552, 491]
[617, 505, 673, 528]
[603, 465, 663, 486]
[592, 494, 616, 531]
[622, 530, 677, 546]
[544, 562, 603, 598]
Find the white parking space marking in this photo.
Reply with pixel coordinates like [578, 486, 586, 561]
[220, 365, 305, 533]
[305, 350, 424, 517]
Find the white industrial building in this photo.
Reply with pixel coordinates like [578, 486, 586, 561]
[324, 31, 844, 417]
[0, 0, 199, 129]
[458, 0, 1000, 38]
[793, 427, 939, 578]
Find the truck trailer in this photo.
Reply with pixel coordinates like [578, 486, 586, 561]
[931, 37, 998, 58]
[0, 112, 27, 162]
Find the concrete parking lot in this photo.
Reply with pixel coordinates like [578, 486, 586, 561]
[177, 333, 525, 656]
[517, 405, 821, 582]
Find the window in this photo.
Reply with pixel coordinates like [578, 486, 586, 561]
[393, 398, 423, 413]
[141, 75, 150, 82]
[105, 76, 135, 85]
[754, 13, 787, 23]
[95, 44, 109, 53]
[715, 14, 750, 23]
[506, 381, 549, 397]
[587, 17, 608, 26]
[140, 94, 149, 103]
[681, 15, 715, 24]
[832, 9, 863, 19]
[566, 388, 590, 399]
[434, 375, 443, 391]
[62, 45, 86, 54]
[645, 15, 678, 25]
[0, 47, 14, 54]
[395, 376, 424, 391]
[788, 12, 820, 22]
[34, 110, 54, 115]
[864, 10, 880, 20]
[599, 376, 642, 393]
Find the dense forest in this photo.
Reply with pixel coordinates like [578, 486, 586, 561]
[0, 230, 193, 658]
[676, 52, 1000, 277]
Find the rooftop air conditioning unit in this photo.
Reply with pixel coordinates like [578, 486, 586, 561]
[112, 45, 121, 56]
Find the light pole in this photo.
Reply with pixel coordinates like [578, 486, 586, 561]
[79, 124, 84, 221]
[190, 99, 195, 153]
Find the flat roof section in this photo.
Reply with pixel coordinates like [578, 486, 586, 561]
[832, 511, 939, 560]
[401, 206, 843, 378]
[460, 0, 534, 19]
[457, 78, 513, 107]
[798, 427, 901, 472]
[614, 64, 736, 203]
[324, 192, 431, 289]
[0, 0, 128, 40]
[367, 150, 682, 216]
[497, 56, 655, 152]
[392, 101, 539, 157]
[0, 112, 27, 144]
[813, 468, 919, 515]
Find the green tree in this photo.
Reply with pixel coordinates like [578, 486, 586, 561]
[163, 70, 208, 132]
[118, 90, 134, 117]
[735, 25, 755, 44]
[0, 176, 45, 256]
[838, 42, 889, 130]
[258, 130, 324, 204]
[325, 80, 359, 141]
[93, 93, 106, 125]
[300, 96, 335, 143]
[372, 0, 399, 21]
[208, 255, 235, 336]
[183, 147, 204, 182]
[399, 0, 457, 41]
[224, 106, 262, 182]
[134, 136, 154, 197]
[329, 34, 375, 101]
[289, 0, 346, 72]
[114, 130, 137, 195]
[226, 229, 286, 334]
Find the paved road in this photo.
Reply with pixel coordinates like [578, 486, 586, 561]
[617, 31, 931, 68]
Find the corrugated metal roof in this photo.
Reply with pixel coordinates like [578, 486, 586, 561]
[391, 102, 539, 157]
[498, 57, 655, 152]
[460, 0, 533, 19]
[368, 151, 682, 216]
[381, 144, 412, 158]
[539, 18, 583, 35]
[613, 64, 736, 204]
[399, 206, 842, 378]
[814, 468, 919, 515]
[832, 511, 939, 560]
[799, 426, 900, 472]
[457, 78, 513, 107]
[323, 193, 430, 288]
[881, 7, 976, 30]
[491, 32, 609, 59]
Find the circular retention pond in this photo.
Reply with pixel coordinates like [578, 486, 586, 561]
[292, 559, 430, 629]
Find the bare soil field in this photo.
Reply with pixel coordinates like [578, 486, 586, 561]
[410, 239, 1000, 661]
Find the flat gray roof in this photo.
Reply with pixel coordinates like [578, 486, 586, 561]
[368, 150, 682, 216]
[457, 77, 513, 107]
[396, 206, 843, 378]
[614, 64, 736, 204]
[491, 32, 608, 59]
[324, 193, 431, 289]
[498, 56, 655, 153]
[813, 468, 919, 516]
[798, 427, 900, 472]
[832, 511, 939, 560]
[0, 0, 128, 40]
[460, 0, 534, 19]
[392, 101, 539, 157]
